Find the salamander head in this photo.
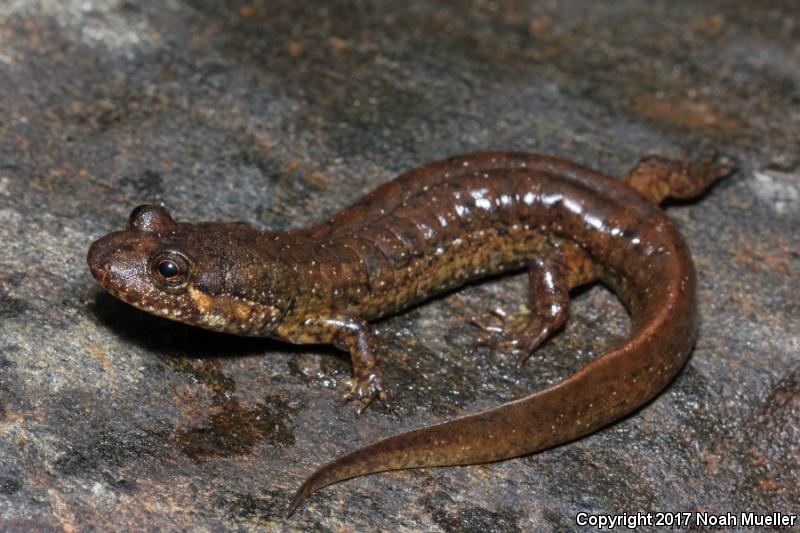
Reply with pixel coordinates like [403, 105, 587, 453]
[87, 205, 294, 336]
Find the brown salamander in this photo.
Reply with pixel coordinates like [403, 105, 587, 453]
[87, 151, 731, 515]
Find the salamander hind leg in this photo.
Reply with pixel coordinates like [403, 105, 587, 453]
[472, 242, 600, 368]
[625, 151, 735, 204]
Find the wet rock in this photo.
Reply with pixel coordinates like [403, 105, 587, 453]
[0, 0, 797, 530]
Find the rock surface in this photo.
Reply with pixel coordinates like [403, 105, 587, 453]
[0, 0, 797, 531]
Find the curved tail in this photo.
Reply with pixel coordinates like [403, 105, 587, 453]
[288, 214, 698, 516]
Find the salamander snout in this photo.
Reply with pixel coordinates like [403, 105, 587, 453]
[86, 237, 106, 283]
[86, 231, 152, 298]
[86, 233, 123, 285]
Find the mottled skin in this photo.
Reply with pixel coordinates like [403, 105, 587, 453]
[86, 151, 731, 516]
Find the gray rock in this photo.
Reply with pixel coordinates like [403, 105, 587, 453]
[0, 0, 797, 530]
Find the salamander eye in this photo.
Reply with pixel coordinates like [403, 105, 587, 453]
[158, 260, 179, 278]
[150, 251, 191, 290]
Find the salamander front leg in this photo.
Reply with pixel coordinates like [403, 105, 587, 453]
[313, 317, 386, 414]
[472, 242, 599, 368]
[338, 323, 386, 414]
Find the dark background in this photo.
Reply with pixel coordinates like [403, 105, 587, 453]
[0, 1, 797, 531]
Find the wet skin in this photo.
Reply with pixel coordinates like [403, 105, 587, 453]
[87, 151, 732, 515]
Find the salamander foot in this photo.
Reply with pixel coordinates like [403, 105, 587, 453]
[470, 306, 554, 368]
[343, 374, 386, 414]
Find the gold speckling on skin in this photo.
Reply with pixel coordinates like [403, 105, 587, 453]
[205, 314, 228, 328]
[189, 286, 213, 313]
[234, 302, 251, 321]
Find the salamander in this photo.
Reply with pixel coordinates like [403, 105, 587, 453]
[86, 151, 732, 516]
